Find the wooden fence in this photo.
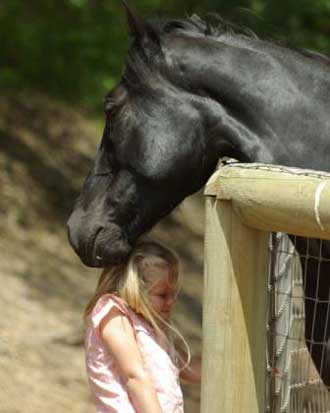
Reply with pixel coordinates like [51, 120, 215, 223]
[201, 163, 330, 412]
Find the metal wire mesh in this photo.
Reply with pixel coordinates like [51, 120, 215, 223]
[266, 233, 330, 412]
[213, 160, 330, 411]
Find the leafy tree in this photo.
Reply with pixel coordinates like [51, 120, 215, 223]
[1, 0, 329, 110]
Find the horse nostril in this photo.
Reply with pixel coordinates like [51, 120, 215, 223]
[66, 217, 78, 251]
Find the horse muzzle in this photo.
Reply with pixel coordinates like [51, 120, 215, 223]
[67, 211, 132, 267]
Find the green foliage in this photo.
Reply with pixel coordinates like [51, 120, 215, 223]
[1, 0, 330, 111]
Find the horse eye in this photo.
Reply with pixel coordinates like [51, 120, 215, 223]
[104, 99, 116, 115]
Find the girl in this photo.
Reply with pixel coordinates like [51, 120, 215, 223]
[84, 239, 201, 413]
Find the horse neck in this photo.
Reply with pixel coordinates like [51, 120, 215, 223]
[163, 34, 278, 163]
[167, 35, 280, 95]
[164, 33, 330, 171]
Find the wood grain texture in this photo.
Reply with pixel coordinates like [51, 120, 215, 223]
[201, 196, 268, 412]
[205, 165, 330, 239]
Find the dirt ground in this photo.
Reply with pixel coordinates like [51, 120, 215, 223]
[0, 93, 204, 413]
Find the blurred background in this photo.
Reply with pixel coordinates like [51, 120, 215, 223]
[1, 1, 330, 412]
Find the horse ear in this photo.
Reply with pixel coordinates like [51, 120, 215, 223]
[122, 1, 161, 50]
[122, 0, 146, 41]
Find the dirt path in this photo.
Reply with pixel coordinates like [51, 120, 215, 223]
[0, 94, 204, 413]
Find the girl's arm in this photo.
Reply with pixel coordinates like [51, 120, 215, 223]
[100, 309, 163, 413]
[178, 352, 202, 384]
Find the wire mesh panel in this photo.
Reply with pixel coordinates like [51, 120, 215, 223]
[267, 233, 330, 412]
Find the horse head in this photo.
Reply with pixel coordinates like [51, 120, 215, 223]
[67, 5, 221, 267]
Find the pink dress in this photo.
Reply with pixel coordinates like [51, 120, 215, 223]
[84, 293, 184, 413]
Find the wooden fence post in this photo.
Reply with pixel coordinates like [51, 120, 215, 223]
[201, 195, 269, 412]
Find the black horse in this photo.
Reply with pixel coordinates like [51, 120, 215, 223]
[67, 5, 330, 386]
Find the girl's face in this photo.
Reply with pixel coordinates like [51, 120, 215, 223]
[147, 265, 177, 320]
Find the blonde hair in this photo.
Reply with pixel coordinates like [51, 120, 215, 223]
[84, 239, 190, 370]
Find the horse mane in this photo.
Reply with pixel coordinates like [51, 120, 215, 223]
[123, 14, 258, 93]
[293, 48, 330, 65]
[151, 14, 259, 40]
[121, 14, 330, 101]
[149, 14, 330, 64]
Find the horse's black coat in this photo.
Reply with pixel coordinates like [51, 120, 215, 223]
[67, 5, 330, 386]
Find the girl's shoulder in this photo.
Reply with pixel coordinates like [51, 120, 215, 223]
[94, 292, 128, 312]
[89, 293, 153, 335]
[90, 293, 130, 329]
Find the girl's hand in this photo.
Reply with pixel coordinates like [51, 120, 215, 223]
[179, 355, 202, 384]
